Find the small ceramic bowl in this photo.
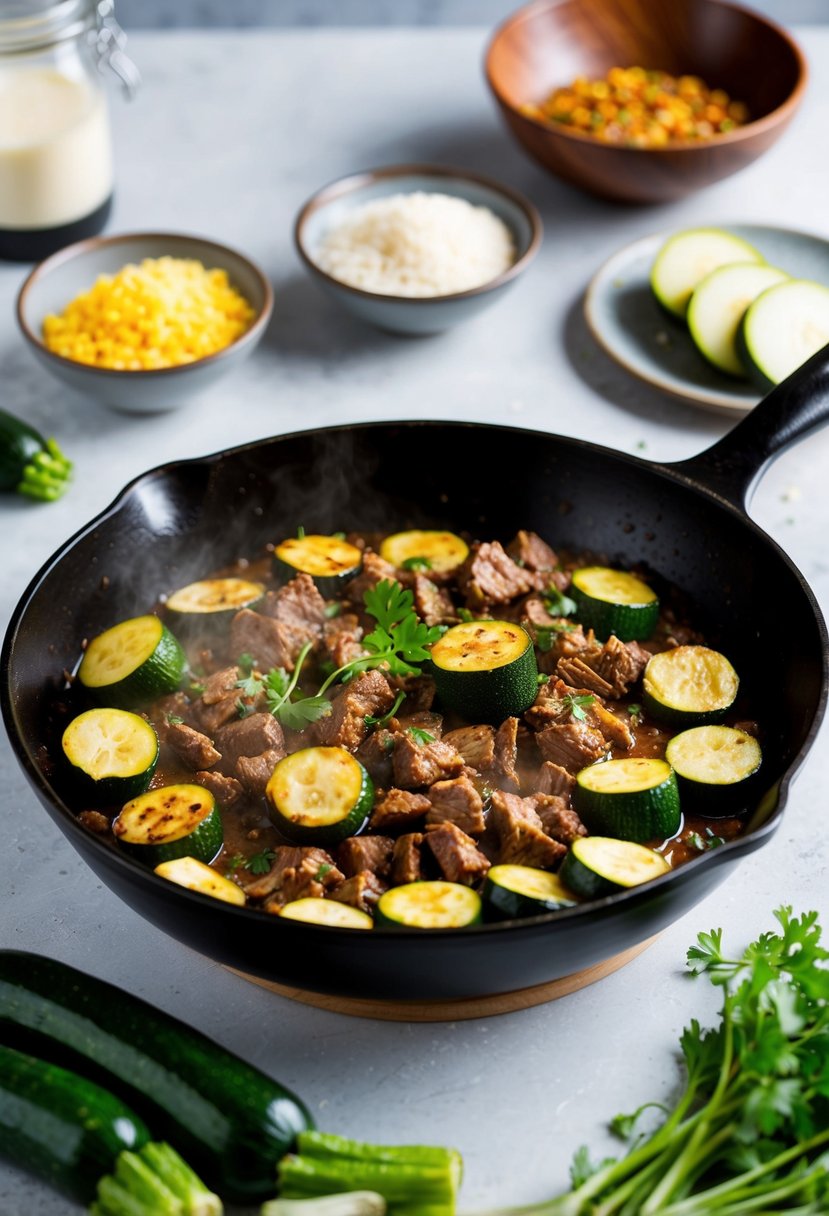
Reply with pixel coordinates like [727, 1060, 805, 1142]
[16, 232, 273, 414]
[294, 164, 542, 335]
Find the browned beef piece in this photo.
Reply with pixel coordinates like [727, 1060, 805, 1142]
[229, 610, 308, 674]
[533, 795, 587, 844]
[355, 729, 395, 787]
[426, 775, 485, 835]
[425, 822, 490, 885]
[262, 573, 327, 635]
[392, 734, 464, 789]
[394, 710, 443, 741]
[77, 810, 110, 835]
[413, 574, 456, 626]
[216, 713, 285, 768]
[443, 724, 496, 772]
[166, 722, 221, 771]
[323, 612, 365, 669]
[558, 635, 649, 699]
[387, 674, 436, 713]
[370, 788, 431, 833]
[337, 835, 394, 879]
[535, 721, 608, 770]
[536, 624, 595, 674]
[193, 666, 243, 734]
[458, 540, 536, 606]
[556, 654, 616, 698]
[490, 791, 567, 869]
[536, 761, 576, 798]
[315, 669, 395, 752]
[507, 529, 559, 573]
[391, 833, 425, 884]
[193, 769, 245, 810]
[329, 872, 387, 913]
[149, 692, 198, 741]
[589, 702, 634, 750]
[236, 749, 283, 797]
[243, 846, 340, 901]
[522, 596, 560, 628]
[493, 717, 520, 792]
[346, 550, 399, 602]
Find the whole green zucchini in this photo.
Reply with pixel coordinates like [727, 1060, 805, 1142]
[0, 1041, 150, 1202]
[0, 408, 72, 501]
[0, 951, 314, 1203]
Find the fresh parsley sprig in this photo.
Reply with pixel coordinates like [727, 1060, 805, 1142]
[365, 688, 407, 729]
[562, 693, 596, 722]
[235, 642, 332, 731]
[543, 586, 578, 617]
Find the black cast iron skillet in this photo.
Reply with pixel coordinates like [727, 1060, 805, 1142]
[3, 348, 829, 1002]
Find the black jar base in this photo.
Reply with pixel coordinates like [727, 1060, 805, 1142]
[0, 195, 113, 263]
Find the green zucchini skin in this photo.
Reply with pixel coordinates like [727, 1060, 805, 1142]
[0, 1042, 150, 1203]
[0, 952, 314, 1203]
[0, 412, 44, 490]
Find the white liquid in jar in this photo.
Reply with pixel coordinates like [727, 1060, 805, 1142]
[0, 67, 113, 230]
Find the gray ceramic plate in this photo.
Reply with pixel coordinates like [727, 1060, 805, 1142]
[584, 224, 829, 414]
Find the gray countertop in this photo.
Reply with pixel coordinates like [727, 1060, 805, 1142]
[2, 26, 829, 1216]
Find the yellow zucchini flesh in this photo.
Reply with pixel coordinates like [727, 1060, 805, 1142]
[78, 615, 185, 706]
[61, 708, 158, 804]
[266, 746, 374, 845]
[483, 865, 577, 919]
[575, 757, 680, 842]
[274, 535, 362, 593]
[570, 567, 659, 642]
[279, 898, 373, 929]
[166, 577, 264, 615]
[154, 856, 245, 905]
[559, 836, 671, 900]
[113, 784, 223, 867]
[379, 529, 469, 573]
[666, 725, 762, 814]
[376, 881, 482, 929]
[643, 645, 739, 725]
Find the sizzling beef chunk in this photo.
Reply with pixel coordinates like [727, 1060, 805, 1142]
[346, 550, 399, 602]
[387, 674, 437, 713]
[426, 775, 485, 835]
[532, 795, 587, 844]
[394, 710, 443, 740]
[425, 823, 490, 885]
[492, 717, 520, 792]
[507, 530, 559, 573]
[229, 610, 309, 674]
[216, 713, 285, 768]
[535, 721, 608, 771]
[323, 613, 366, 669]
[193, 769, 245, 810]
[392, 734, 464, 789]
[526, 677, 632, 752]
[370, 788, 431, 833]
[413, 574, 457, 626]
[355, 729, 395, 787]
[77, 810, 110, 835]
[534, 624, 595, 673]
[558, 635, 649, 699]
[166, 722, 221, 771]
[329, 872, 387, 913]
[536, 761, 576, 798]
[391, 833, 425, 884]
[261, 573, 327, 636]
[490, 791, 568, 869]
[235, 749, 284, 798]
[337, 835, 394, 879]
[555, 654, 616, 699]
[192, 666, 244, 734]
[150, 692, 197, 740]
[315, 669, 395, 752]
[458, 540, 536, 606]
[242, 846, 341, 901]
[589, 701, 634, 750]
[524, 677, 584, 730]
[443, 724, 496, 771]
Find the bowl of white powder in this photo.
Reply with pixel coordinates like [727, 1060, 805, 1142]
[295, 164, 542, 334]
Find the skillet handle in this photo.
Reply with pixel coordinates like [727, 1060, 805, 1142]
[668, 341, 829, 510]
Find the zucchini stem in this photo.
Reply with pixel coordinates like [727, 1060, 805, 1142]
[92, 1141, 222, 1216]
[17, 437, 72, 502]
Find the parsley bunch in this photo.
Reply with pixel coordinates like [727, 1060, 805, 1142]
[473, 907, 829, 1216]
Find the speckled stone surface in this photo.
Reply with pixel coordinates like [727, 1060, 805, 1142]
[1, 26, 828, 1216]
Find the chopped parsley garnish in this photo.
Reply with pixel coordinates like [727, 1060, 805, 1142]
[165, 713, 184, 726]
[324, 602, 342, 619]
[365, 688, 406, 729]
[315, 863, 333, 881]
[457, 608, 475, 623]
[543, 586, 578, 617]
[237, 652, 256, 676]
[407, 726, 435, 745]
[687, 830, 725, 852]
[562, 693, 595, 722]
[296, 525, 306, 539]
[535, 621, 577, 651]
[245, 848, 277, 876]
[400, 555, 432, 572]
[189, 681, 206, 696]
[627, 703, 642, 722]
[224, 853, 246, 874]
[537, 673, 550, 686]
[235, 699, 255, 719]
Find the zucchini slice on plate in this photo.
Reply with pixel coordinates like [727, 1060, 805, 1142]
[376, 881, 482, 929]
[273, 534, 362, 597]
[574, 757, 680, 842]
[483, 865, 577, 919]
[649, 227, 764, 318]
[78, 615, 185, 707]
[570, 567, 659, 642]
[739, 278, 829, 389]
[379, 529, 469, 574]
[666, 725, 761, 814]
[559, 836, 671, 900]
[279, 897, 373, 929]
[62, 708, 158, 804]
[166, 577, 264, 630]
[430, 620, 538, 723]
[687, 263, 789, 377]
[643, 645, 739, 726]
[266, 747, 374, 845]
[113, 784, 223, 867]
[154, 856, 246, 905]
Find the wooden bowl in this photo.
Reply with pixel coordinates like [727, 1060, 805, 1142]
[485, 0, 807, 204]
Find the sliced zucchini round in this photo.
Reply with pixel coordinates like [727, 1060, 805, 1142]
[574, 757, 680, 842]
[687, 263, 789, 377]
[113, 784, 223, 867]
[570, 567, 659, 642]
[375, 881, 482, 929]
[738, 278, 829, 389]
[649, 228, 764, 318]
[78, 616, 185, 707]
[266, 747, 374, 846]
[379, 530, 469, 574]
[62, 708, 158, 804]
[274, 534, 362, 597]
[430, 620, 538, 723]
[559, 836, 671, 900]
[666, 725, 762, 814]
[154, 856, 246, 905]
[166, 577, 264, 630]
[643, 645, 739, 726]
[483, 865, 577, 920]
[279, 898, 373, 929]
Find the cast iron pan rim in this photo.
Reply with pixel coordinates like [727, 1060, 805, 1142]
[2, 419, 824, 941]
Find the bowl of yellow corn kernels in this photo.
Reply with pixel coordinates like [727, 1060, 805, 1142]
[485, 0, 806, 204]
[16, 232, 273, 413]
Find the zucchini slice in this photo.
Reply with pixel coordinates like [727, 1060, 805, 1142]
[666, 725, 761, 814]
[274, 534, 362, 596]
[266, 747, 374, 846]
[376, 881, 482, 929]
[570, 567, 659, 642]
[643, 645, 739, 726]
[739, 278, 829, 389]
[279, 897, 373, 929]
[430, 620, 538, 723]
[113, 784, 223, 867]
[62, 708, 158, 804]
[379, 529, 469, 574]
[687, 263, 788, 377]
[559, 836, 671, 900]
[574, 757, 680, 842]
[154, 856, 246, 905]
[166, 577, 264, 627]
[78, 615, 185, 707]
[649, 228, 764, 318]
[483, 865, 577, 919]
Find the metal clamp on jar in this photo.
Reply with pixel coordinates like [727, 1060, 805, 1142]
[0, 0, 139, 262]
